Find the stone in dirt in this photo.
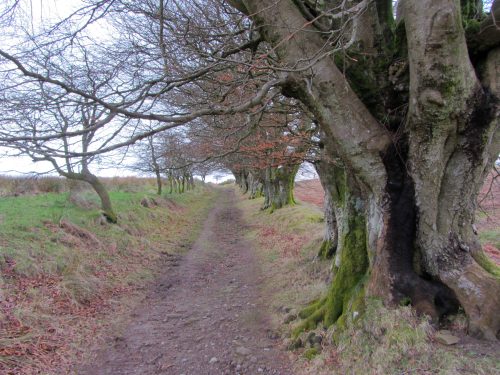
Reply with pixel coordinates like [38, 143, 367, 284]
[235, 346, 252, 356]
[435, 330, 460, 345]
[209, 357, 218, 364]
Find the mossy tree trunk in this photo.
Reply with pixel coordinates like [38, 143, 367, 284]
[296, 170, 368, 333]
[236, 0, 500, 339]
[314, 152, 344, 259]
[261, 164, 299, 212]
[397, 0, 500, 339]
[168, 173, 173, 194]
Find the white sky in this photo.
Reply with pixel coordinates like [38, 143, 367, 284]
[0, 1, 321, 182]
[0, 0, 137, 177]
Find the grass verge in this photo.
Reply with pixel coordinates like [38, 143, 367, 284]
[236, 188, 500, 375]
[0, 181, 215, 374]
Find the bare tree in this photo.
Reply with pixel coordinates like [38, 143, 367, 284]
[0, 65, 121, 221]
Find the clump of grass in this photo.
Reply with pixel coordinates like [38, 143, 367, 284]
[0, 175, 68, 196]
[322, 299, 499, 374]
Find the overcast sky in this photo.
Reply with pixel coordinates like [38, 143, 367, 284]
[0, 1, 320, 182]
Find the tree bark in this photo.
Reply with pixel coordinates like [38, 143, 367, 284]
[296, 169, 369, 332]
[401, 0, 500, 339]
[247, 170, 263, 199]
[238, 0, 500, 339]
[314, 156, 342, 259]
[155, 168, 162, 196]
[261, 165, 299, 212]
[83, 173, 118, 223]
[60, 169, 117, 223]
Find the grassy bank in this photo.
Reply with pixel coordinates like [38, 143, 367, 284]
[237, 189, 499, 375]
[0, 179, 215, 374]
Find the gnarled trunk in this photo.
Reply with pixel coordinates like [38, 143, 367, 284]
[261, 165, 299, 212]
[238, 0, 500, 339]
[247, 170, 263, 199]
[314, 151, 346, 259]
[401, 1, 500, 338]
[235, 170, 249, 193]
[83, 173, 117, 223]
[297, 167, 369, 332]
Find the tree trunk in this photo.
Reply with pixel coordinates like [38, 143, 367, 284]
[168, 174, 173, 194]
[314, 156, 342, 259]
[238, 170, 249, 193]
[85, 173, 117, 223]
[261, 165, 299, 212]
[239, 0, 500, 339]
[400, 0, 500, 339]
[57, 168, 117, 223]
[173, 177, 179, 193]
[155, 168, 162, 195]
[248, 170, 263, 199]
[296, 169, 369, 333]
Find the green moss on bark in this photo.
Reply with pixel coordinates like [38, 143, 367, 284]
[473, 250, 500, 279]
[103, 210, 118, 224]
[294, 208, 369, 337]
[318, 239, 334, 259]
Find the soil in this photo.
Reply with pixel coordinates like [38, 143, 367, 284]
[76, 188, 292, 375]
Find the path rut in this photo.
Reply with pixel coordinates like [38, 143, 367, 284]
[77, 189, 293, 375]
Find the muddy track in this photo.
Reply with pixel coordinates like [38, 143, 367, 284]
[77, 188, 293, 375]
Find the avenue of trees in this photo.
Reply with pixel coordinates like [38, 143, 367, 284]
[0, 0, 498, 340]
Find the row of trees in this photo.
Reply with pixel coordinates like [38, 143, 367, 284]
[0, 0, 498, 339]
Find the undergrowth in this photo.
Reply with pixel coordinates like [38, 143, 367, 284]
[236, 187, 500, 375]
[0, 179, 215, 374]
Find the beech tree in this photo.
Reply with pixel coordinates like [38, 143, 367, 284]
[227, 0, 500, 339]
[232, 122, 313, 210]
[133, 134, 165, 195]
[0, 72, 121, 222]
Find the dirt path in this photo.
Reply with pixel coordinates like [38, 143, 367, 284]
[77, 188, 292, 375]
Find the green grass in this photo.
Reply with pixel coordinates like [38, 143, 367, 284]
[479, 228, 500, 248]
[236, 190, 328, 330]
[324, 299, 500, 374]
[0, 181, 216, 373]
